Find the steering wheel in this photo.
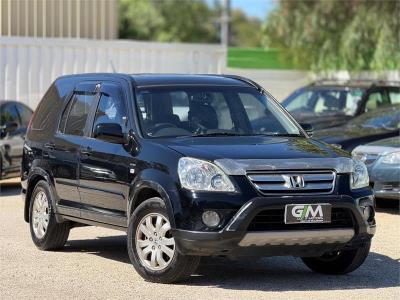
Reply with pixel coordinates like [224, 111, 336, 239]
[150, 123, 178, 135]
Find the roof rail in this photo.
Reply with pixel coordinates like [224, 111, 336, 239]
[310, 78, 400, 87]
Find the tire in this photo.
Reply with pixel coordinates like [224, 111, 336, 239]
[301, 242, 371, 275]
[0, 155, 2, 180]
[29, 180, 70, 250]
[127, 197, 200, 283]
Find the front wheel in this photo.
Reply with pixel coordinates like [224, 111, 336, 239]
[127, 197, 200, 283]
[301, 242, 371, 275]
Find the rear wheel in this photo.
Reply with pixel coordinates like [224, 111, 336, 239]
[127, 197, 200, 283]
[301, 242, 371, 274]
[0, 156, 3, 179]
[29, 180, 70, 250]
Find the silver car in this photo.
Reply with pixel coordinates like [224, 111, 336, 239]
[352, 137, 400, 200]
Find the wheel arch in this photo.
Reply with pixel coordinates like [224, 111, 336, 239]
[24, 168, 59, 223]
[128, 180, 177, 228]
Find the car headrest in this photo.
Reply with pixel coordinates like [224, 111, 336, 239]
[189, 103, 218, 129]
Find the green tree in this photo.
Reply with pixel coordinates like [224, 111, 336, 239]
[119, 0, 163, 40]
[264, 0, 400, 71]
[119, 0, 219, 43]
[230, 9, 263, 47]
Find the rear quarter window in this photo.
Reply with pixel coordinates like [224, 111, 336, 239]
[27, 80, 77, 141]
[31, 86, 58, 130]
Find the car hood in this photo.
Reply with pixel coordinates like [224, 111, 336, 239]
[290, 112, 352, 130]
[158, 136, 347, 161]
[314, 124, 395, 144]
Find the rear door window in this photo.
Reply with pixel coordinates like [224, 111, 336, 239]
[64, 93, 96, 136]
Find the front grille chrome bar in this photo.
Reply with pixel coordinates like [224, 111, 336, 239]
[247, 170, 336, 195]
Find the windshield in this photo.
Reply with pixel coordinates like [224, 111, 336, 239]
[135, 86, 301, 138]
[284, 88, 364, 116]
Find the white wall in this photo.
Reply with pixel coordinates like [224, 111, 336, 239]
[227, 68, 400, 102]
[226, 68, 309, 101]
[0, 36, 226, 108]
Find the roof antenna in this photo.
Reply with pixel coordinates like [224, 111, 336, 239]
[109, 59, 116, 73]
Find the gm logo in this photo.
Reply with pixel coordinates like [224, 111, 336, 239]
[285, 204, 331, 224]
[292, 205, 323, 220]
[283, 175, 305, 189]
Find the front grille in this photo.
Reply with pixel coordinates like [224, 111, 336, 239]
[247, 170, 335, 195]
[247, 208, 354, 231]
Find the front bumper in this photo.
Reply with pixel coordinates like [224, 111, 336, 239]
[172, 194, 375, 257]
[372, 182, 400, 200]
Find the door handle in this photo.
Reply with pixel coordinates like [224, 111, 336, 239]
[80, 147, 92, 155]
[44, 143, 55, 150]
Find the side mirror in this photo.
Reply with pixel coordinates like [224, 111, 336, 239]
[300, 123, 313, 137]
[0, 121, 18, 138]
[93, 123, 124, 144]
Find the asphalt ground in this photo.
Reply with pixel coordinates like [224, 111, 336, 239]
[1, 180, 399, 300]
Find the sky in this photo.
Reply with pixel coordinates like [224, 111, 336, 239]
[230, 0, 277, 20]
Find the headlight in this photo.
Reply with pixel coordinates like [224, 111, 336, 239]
[381, 151, 400, 164]
[351, 159, 369, 190]
[178, 157, 236, 192]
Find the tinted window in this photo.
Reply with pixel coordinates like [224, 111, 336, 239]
[365, 90, 390, 111]
[58, 97, 74, 133]
[0, 104, 20, 126]
[171, 92, 189, 121]
[136, 87, 300, 138]
[92, 93, 127, 137]
[64, 93, 95, 136]
[239, 93, 289, 133]
[31, 85, 59, 130]
[16, 104, 32, 127]
[284, 88, 364, 116]
[388, 87, 400, 104]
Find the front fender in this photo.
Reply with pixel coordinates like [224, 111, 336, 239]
[128, 169, 182, 228]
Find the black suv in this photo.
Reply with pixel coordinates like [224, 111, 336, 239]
[22, 74, 375, 283]
[283, 80, 400, 130]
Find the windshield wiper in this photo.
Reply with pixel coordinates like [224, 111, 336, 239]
[255, 132, 303, 137]
[190, 132, 245, 137]
[190, 132, 303, 138]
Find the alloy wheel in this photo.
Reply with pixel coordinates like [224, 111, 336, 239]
[135, 213, 175, 271]
[32, 191, 50, 239]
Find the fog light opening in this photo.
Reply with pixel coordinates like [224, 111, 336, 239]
[202, 211, 221, 228]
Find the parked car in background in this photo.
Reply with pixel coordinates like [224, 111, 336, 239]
[0, 100, 33, 180]
[22, 74, 375, 283]
[282, 80, 400, 130]
[352, 137, 400, 200]
[313, 105, 400, 151]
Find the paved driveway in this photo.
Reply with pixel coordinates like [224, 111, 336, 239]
[1, 183, 399, 299]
